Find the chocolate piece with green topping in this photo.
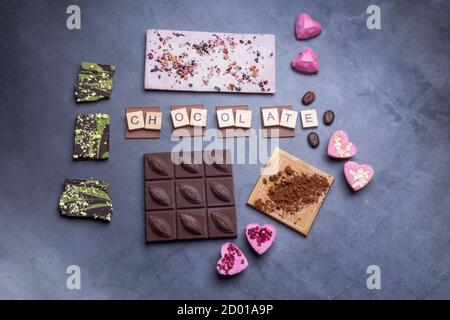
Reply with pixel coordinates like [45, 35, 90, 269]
[59, 179, 113, 222]
[73, 113, 110, 160]
[74, 62, 115, 103]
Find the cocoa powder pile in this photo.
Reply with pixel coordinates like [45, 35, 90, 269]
[255, 166, 329, 217]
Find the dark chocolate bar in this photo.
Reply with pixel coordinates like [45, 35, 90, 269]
[73, 113, 110, 160]
[59, 179, 113, 222]
[144, 150, 237, 242]
[75, 62, 115, 103]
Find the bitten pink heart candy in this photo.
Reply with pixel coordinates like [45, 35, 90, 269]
[295, 13, 322, 40]
[216, 242, 248, 276]
[344, 161, 374, 191]
[291, 48, 319, 74]
[245, 223, 276, 255]
[327, 130, 357, 159]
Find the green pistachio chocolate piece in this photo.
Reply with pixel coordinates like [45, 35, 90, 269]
[73, 114, 110, 160]
[59, 179, 113, 222]
[74, 62, 115, 103]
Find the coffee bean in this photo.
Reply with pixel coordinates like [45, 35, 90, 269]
[302, 91, 316, 105]
[323, 110, 335, 126]
[307, 132, 320, 148]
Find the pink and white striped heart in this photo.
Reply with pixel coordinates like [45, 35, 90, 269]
[327, 130, 357, 159]
[344, 161, 374, 191]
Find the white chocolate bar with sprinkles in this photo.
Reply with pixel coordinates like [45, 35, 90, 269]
[145, 29, 276, 94]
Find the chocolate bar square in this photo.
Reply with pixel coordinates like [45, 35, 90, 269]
[176, 209, 208, 240]
[175, 179, 206, 209]
[146, 211, 177, 242]
[174, 151, 204, 179]
[207, 207, 237, 238]
[206, 177, 235, 207]
[145, 181, 175, 211]
[144, 153, 175, 181]
[204, 149, 232, 177]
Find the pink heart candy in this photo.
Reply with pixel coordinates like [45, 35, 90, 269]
[216, 242, 248, 276]
[245, 223, 276, 255]
[291, 48, 319, 74]
[295, 13, 322, 40]
[344, 161, 374, 192]
[327, 130, 357, 159]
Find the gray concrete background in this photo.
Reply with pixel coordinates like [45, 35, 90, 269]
[0, 0, 449, 299]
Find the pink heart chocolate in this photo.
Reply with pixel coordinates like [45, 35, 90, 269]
[344, 161, 374, 191]
[295, 13, 322, 40]
[216, 242, 248, 276]
[291, 48, 319, 74]
[327, 130, 357, 159]
[246, 223, 276, 255]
